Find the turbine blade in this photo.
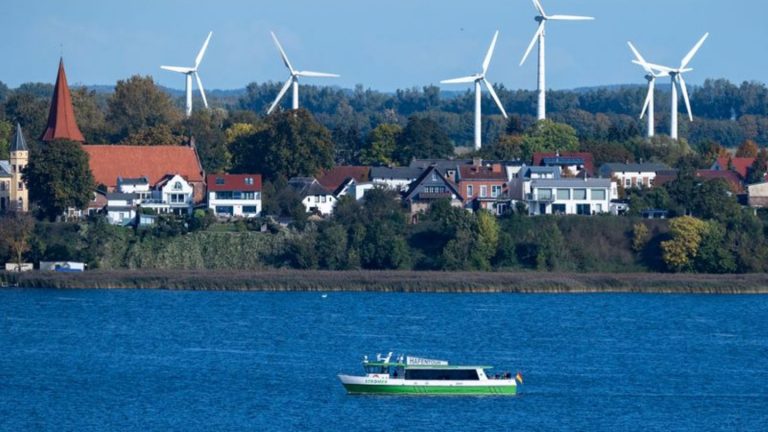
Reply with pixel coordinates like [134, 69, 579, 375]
[195, 31, 213, 69]
[627, 41, 652, 74]
[161, 66, 194, 74]
[271, 31, 295, 73]
[484, 79, 508, 119]
[547, 15, 595, 21]
[679, 75, 693, 121]
[195, 73, 208, 108]
[295, 71, 340, 78]
[267, 78, 293, 114]
[441, 76, 479, 84]
[482, 31, 500, 75]
[532, 0, 546, 16]
[680, 32, 709, 69]
[640, 79, 654, 119]
[520, 22, 545, 66]
[632, 60, 675, 74]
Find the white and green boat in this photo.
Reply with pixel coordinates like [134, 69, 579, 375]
[338, 353, 521, 395]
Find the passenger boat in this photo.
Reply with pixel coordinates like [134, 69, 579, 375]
[338, 353, 521, 395]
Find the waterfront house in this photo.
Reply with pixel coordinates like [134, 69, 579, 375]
[370, 166, 424, 192]
[457, 161, 507, 212]
[287, 177, 337, 215]
[206, 174, 263, 218]
[524, 177, 617, 216]
[105, 174, 195, 225]
[0, 123, 29, 212]
[598, 162, 671, 189]
[403, 166, 464, 217]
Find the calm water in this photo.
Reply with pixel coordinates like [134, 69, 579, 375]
[0, 289, 766, 431]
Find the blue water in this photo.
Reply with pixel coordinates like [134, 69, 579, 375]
[0, 290, 766, 431]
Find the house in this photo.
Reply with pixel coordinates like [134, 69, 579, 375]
[410, 159, 472, 183]
[747, 182, 768, 208]
[457, 161, 507, 212]
[105, 174, 196, 225]
[153, 174, 196, 214]
[370, 166, 424, 192]
[532, 152, 595, 177]
[598, 162, 671, 189]
[106, 192, 139, 225]
[206, 174, 263, 218]
[403, 166, 464, 216]
[712, 156, 756, 181]
[0, 123, 29, 212]
[317, 166, 370, 192]
[695, 170, 745, 193]
[287, 177, 337, 215]
[525, 178, 618, 216]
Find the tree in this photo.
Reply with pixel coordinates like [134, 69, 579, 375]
[395, 116, 453, 165]
[360, 123, 402, 166]
[229, 109, 334, 181]
[182, 109, 230, 172]
[736, 139, 759, 157]
[71, 87, 107, 143]
[23, 140, 96, 220]
[473, 210, 500, 269]
[0, 120, 11, 160]
[0, 212, 34, 269]
[120, 124, 183, 146]
[746, 148, 768, 184]
[520, 120, 579, 160]
[106, 75, 182, 142]
[661, 216, 709, 272]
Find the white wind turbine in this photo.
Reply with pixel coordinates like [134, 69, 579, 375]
[520, 0, 594, 121]
[441, 31, 508, 151]
[632, 33, 709, 140]
[627, 41, 669, 138]
[267, 32, 340, 114]
[161, 31, 212, 118]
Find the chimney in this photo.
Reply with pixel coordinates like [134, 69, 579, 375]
[492, 163, 502, 173]
[473, 157, 482, 167]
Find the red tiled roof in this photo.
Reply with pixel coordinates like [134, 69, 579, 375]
[317, 166, 370, 191]
[83, 145, 204, 189]
[41, 58, 85, 143]
[532, 152, 595, 175]
[696, 169, 744, 193]
[206, 174, 262, 192]
[715, 157, 755, 180]
[459, 164, 507, 181]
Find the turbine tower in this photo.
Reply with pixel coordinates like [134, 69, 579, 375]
[267, 32, 340, 115]
[441, 31, 508, 151]
[161, 31, 212, 117]
[520, 0, 594, 121]
[627, 41, 669, 138]
[632, 33, 709, 140]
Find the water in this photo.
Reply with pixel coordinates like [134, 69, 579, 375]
[0, 289, 766, 431]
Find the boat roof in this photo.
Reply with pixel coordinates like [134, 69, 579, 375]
[364, 361, 493, 370]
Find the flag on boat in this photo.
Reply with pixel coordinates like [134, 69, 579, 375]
[515, 372, 523, 384]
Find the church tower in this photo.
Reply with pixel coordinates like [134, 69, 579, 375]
[9, 123, 29, 212]
[40, 58, 85, 143]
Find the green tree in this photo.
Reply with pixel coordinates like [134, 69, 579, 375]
[746, 148, 768, 184]
[316, 222, 350, 270]
[120, 124, 183, 146]
[230, 109, 334, 181]
[0, 212, 35, 269]
[661, 216, 709, 272]
[395, 116, 453, 165]
[182, 109, 230, 172]
[0, 120, 12, 159]
[106, 75, 182, 142]
[360, 123, 402, 166]
[23, 140, 96, 220]
[520, 120, 579, 160]
[735, 139, 759, 157]
[631, 222, 650, 253]
[71, 87, 107, 143]
[473, 210, 500, 269]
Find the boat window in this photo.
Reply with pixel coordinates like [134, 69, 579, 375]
[404, 369, 479, 381]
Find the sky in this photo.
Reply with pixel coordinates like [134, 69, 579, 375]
[0, 0, 766, 92]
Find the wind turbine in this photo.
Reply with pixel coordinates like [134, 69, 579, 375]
[627, 41, 669, 138]
[520, 0, 594, 121]
[632, 33, 709, 140]
[441, 31, 508, 151]
[161, 31, 212, 118]
[267, 32, 340, 115]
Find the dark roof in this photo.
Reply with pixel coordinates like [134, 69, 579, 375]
[370, 166, 424, 180]
[41, 58, 85, 143]
[520, 166, 561, 178]
[403, 166, 463, 201]
[10, 123, 28, 152]
[599, 162, 670, 175]
[458, 164, 507, 181]
[317, 166, 370, 191]
[287, 177, 333, 197]
[696, 169, 744, 193]
[409, 159, 471, 173]
[532, 152, 595, 175]
[206, 174, 262, 192]
[118, 176, 150, 186]
[0, 161, 10, 176]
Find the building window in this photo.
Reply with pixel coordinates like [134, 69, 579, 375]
[0, 182, 5, 191]
[245, 177, 254, 185]
[624, 178, 631, 188]
[243, 206, 258, 214]
[18, 182, 24, 191]
[492, 185, 501, 198]
[424, 186, 446, 194]
[321, 196, 327, 203]
[215, 206, 234, 215]
[552, 204, 566, 214]
[592, 189, 606, 201]
[216, 177, 225, 185]
[216, 191, 233, 200]
[574, 189, 587, 200]
[173, 181, 183, 191]
[576, 204, 591, 215]
[556, 189, 570, 200]
[480, 186, 488, 198]
[537, 189, 552, 200]
[467, 185, 474, 197]
[171, 194, 185, 204]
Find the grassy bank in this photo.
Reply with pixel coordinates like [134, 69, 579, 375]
[1, 270, 767, 294]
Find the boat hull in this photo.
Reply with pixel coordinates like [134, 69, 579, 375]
[338, 375, 516, 396]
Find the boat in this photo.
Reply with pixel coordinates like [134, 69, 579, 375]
[338, 353, 522, 395]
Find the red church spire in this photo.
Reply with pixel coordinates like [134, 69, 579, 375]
[40, 58, 85, 143]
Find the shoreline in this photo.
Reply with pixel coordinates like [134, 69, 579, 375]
[2, 270, 768, 294]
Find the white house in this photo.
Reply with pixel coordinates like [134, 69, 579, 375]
[288, 177, 337, 215]
[370, 166, 424, 192]
[105, 192, 139, 225]
[207, 174, 263, 218]
[598, 163, 671, 189]
[525, 178, 618, 216]
[105, 174, 195, 225]
[152, 174, 195, 215]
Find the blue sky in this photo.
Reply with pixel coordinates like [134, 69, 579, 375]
[0, 0, 766, 91]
